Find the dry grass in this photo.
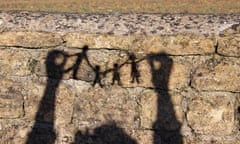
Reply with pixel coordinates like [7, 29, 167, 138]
[0, 0, 240, 13]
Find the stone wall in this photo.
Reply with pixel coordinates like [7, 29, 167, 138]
[0, 11, 239, 144]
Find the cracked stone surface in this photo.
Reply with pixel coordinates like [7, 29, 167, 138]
[0, 11, 239, 144]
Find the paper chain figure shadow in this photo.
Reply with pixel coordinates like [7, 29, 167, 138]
[67, 46, 89, 80]
[26, 46, 182, 144]
[129, 53, 140, 84]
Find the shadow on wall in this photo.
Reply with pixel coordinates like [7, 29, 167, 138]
[148, 52, 183, 144]
[25, 46, 182, 144]
[26, 50, 68, 144]
[72, 122, 137, 144]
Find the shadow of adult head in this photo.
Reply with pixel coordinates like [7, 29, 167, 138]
[148, 52, 172, 90]
[147, 52, 183, 144]
[45, 50, 68, 79]
[73, 123, 137, 144]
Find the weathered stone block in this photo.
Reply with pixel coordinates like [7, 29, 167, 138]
[131, 129, 185, 144]
[220, 24, 240, 36]
[0, 119, 76, 144]
[0, 78, 23, 118]
[0, 125, 29, 144]
[187, 92, 236, 135]
[130, 130, 155, 144]
[191, 56, 240, 92]
[72, 87, 139, 129]
[55, 124, 76, 144]
[0, 49, 32, 76]
[0, 32, 63, 48]
[218, 24, 240, 56]
[186, 136, 240, 144]
[65, 33, 135, 50]
[24, 79, 75, 125]
[65, 33, 216, 55]
[140, 89, 184, 131]
[133, 33, 216, 55]
[218, 34, 240, 57]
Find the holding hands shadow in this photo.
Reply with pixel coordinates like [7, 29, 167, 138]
[129, 53, 141, 84]
[66, 46, 90, 79]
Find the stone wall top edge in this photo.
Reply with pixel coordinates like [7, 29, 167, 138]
[0, 11, 239, 35]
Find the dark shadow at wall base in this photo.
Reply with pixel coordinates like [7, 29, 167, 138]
[154, 130, 183, 144]
[72, 123, 137, 144]
[26, 123, 56, 144]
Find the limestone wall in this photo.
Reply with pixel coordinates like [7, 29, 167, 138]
[0, 11, 239, 144]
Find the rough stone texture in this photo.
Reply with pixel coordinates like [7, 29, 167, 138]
[140, 89, 184, 130]
[24, 78, 75, 125]
[185, 134, 240, 144]
[119, 57, 190, 89]
[191, 56, 240, 92]
[65, 33, 135, 50]
[65, 33, 216, 55]
[218, 34, 240, 57]
[0, 120, 29, 144]
[0, 122, 77, 144]
[0, 12, 240, 144]
[0, 78, 23, 118]
[0, 32, 63, 48]
[187, 91, 236, 136]
[130, 130, 161, 144]
[133, 34, 216, 55]
[72, 87, 139, 129]
[218, 24, 240, 57]
[0, 49, 32, 76]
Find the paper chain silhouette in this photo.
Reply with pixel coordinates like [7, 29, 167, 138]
[66, 46, 144, 87]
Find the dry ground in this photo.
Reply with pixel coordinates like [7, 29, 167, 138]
[0, 0, 240, 13]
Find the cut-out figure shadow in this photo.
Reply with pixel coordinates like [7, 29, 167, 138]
[92, 65, 103, 87]
[67, 45, 90, 80]
[129, 53, 140, 84]
[72, 122, 137, 144]
[111, 63, 122, 86]
[148, 52, 183, 144]
[26, 50, 68, 144]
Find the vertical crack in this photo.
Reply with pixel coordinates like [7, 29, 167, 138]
[214, 39, 219, 54]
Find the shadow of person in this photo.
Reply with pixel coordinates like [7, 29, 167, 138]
[72, 122, 137, 144]
[111, 64, 122, 86]
[129, 53, 140, 84]
[147, 52, 183, 144]
[26, 50, 68, 144]
[67, 45, 89, 80]
[92, 65, 103, 87]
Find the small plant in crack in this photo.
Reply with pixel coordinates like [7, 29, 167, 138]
[28, 59, 38, 74]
